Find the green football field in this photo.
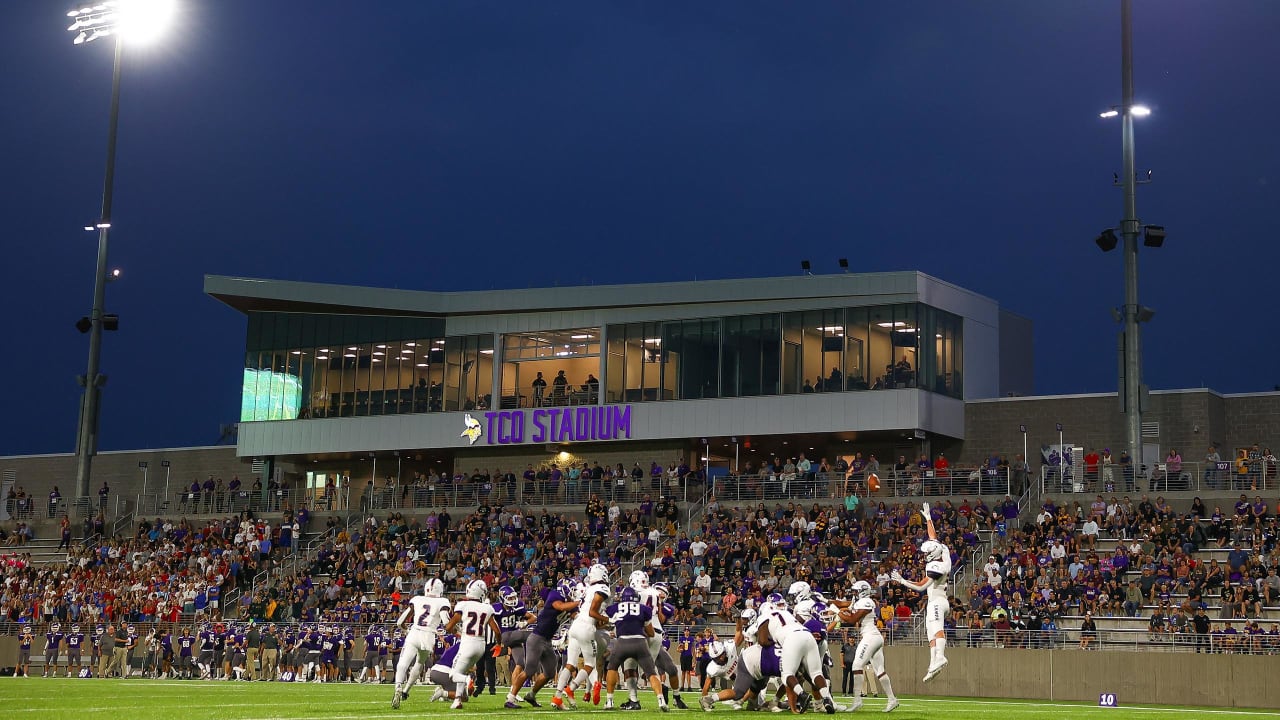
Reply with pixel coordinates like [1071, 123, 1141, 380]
[1, 680, 1275, 720]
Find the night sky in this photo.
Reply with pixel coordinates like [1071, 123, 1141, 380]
[3, 1, 1278, 455]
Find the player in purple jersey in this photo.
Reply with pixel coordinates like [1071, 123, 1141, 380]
[177, 627, 196, 679]
[159, 629, 175, 679]
[359, 626, 385, 683]
[495, 586, 537, 708]
[603, 587, 667, 711]
[18, 626, 33, 677]
[320, 628, 339, 683]
[44, 622, 64, 677]
[520, 580, 581, 707]
[65, 625, 86, 676]
[198, 625, 216, 679]
[424, 642, 464, 703]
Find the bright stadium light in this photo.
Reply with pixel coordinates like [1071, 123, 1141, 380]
[67, 0, 176, 45]
[65, 0, 176, 501]
[1130, 105, 1151, 117]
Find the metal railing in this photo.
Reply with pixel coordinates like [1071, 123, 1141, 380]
[948, 625, 1280, 654]
[134, 489, 314, 518]
[702, 469, 1014, 504]
[1039, 459, 1277, 494]
[351, 475, 705, 511]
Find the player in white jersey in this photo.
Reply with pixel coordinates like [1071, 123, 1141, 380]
[392, 578, 451, 709]
[635, 577, 687, 709]
[839, 581, 899, 713]
[890, 502, 951, 682]
[444, 579, 503, 710]
[555, 563, 613, 708]
[751, 600, 835, 714]
[696, 640, 740, 710]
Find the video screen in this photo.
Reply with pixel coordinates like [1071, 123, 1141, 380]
[240, 368, 303, 421]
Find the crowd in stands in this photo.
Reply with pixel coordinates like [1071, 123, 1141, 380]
[948, 492, 1280, 653]
[6, 445, 1280, 658]
[0, 509, 314, 627]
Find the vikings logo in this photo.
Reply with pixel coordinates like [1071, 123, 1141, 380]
[461, 413, 482, 445]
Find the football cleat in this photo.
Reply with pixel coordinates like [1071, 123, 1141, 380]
[524, 695, 542, 708]
[922, 657, 948, 683]
[593, 680, 602, 705]
[883, 699, 900, 713]
[700, 695, 715, 711]
[674, 695, 689, 710]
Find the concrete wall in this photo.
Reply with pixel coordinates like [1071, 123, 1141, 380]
[1, 446, 249, 504]
[884, 646, 1280, 709]
[958, 389, 1280, 467]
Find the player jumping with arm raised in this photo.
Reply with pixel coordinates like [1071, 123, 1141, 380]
[890, 502, 951, 682]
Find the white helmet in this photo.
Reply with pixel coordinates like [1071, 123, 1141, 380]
[707, 640, 727, 660]
[466, 579, 489, 601]
[787, 580, 812, 606]
[921, 540, 946, 562]
[570, 582, 586, 603]
[851, 580, 873, 600]
[423, 578, 445, 598]
[739, 607, 758, 626]
[629, 570, 650, 591]
[817, 603, 840, 624]
[793, 599, 816, 622]
[587, 563, 609, 585]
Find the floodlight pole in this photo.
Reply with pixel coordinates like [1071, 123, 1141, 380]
[1118, 0, 1144, 475]
[74, 37, 123, 500]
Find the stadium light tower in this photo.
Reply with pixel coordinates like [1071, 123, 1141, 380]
[1094, 0, 1162, 478]
[67, 0, 177, 501]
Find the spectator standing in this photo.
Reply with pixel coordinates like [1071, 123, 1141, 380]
[531, 372, 547, 407]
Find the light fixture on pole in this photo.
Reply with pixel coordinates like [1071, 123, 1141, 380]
[800, 260, 812, 275]
[138, 461, 149, 498]
[161, 459, 171, 500]
[1095, 0, 1162, 475]
[67, 0, 176, 501]
[838, 258, 849, 273]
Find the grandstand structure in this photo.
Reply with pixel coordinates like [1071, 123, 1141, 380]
[3, 271, 1280, 675]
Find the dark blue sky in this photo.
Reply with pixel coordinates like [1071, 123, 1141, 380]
[3, 1, 1278, 455]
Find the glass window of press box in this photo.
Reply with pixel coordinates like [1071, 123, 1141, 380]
[604, 303, 961, 402]
[240, 312, 494, 421]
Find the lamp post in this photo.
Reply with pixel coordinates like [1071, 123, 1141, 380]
[66, 0, 175, 500]
[1096, 0, 1162, 475]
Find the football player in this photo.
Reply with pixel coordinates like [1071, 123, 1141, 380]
[495, 585, 537, 708]
[635, 576, 686, 708]
[443, 579, 503, 709]
[839, 581, 899, 712]
[753, 594, 836, 714]
[18, 626, 33, 677]
[554, 564, 611, 709]
[392, 578, 451, 708]
[44, 622, 64, 678]
[65, 624, 86, 677]
[521, 578, 581, 707]
[359, 624, 385, 683]
[603, 586, 667, 711]
[176, 626, 196, 679]
[890, 502, 951, 682]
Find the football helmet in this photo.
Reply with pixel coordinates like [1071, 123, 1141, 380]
[739, 607, 757, 626]
[556, 578, 577, 599]
[920, 540, 946, 562]
[707, 641, 727, 661]
[851, 580, 874, 600]
[51, 622, 61, 633]
[586, 563, 610, 585]
[423, 577, 445, 598]
[620, 586, 639, 603]
[787, 580, 812, 606]
[816, 603, 839, 624]
[22, 625, 32, 634]
[71, 624, 81, 634]
[793, 600, 815, 622]
[652, 582, 670, 599]
[766, 592, 788, 610]
[466, 579, 489, 601]
[629, 570, 651, 591]
[499, 585, 520, 608]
